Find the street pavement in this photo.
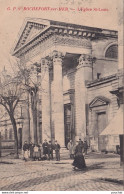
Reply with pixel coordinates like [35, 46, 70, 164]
[0, 152, 123, 191]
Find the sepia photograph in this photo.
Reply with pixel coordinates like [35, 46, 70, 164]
[0, 0, 123, 192]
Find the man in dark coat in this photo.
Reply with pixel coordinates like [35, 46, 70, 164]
[29, 142, 34, 159]
[42, 139, 48, 157]
[48, 141, 54, 160]
[54, 140, 60, 161]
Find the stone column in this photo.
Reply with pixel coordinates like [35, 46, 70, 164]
[75, 54, 92, 141]
[21, 94, 30, 145]
[41, 58, 51, 142]
[52, 51, 65, 147]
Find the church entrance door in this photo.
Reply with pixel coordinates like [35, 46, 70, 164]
[97, 112, 107, 151]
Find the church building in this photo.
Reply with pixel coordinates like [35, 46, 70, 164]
[8, 18, 122, 151]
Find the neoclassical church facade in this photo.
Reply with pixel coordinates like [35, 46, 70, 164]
[1, 18, 123, 152]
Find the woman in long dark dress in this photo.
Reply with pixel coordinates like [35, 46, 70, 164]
[72, 141, 86, 170]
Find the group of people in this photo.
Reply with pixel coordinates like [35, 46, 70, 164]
[67, 139, 88, 170]
[23, 138, 88, 171]
[23, 139, 61, 162]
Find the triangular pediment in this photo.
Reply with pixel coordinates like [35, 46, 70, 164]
[89, 96, 110, 108]
[14, 19, 50, 51]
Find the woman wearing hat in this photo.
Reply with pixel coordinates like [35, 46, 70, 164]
[72, 140, 86, 170]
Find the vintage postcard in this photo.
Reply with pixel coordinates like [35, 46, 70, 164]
[0, 0, 123, 192]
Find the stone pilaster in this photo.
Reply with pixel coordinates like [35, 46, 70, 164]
[41, 58, 51, 142]
[52, 51, 65, 147]
[75, 54, 92, 141]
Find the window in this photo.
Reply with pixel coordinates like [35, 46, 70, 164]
[105, 45, 118, 59]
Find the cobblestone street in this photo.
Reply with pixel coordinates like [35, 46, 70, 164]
[0, 153, 123, 191]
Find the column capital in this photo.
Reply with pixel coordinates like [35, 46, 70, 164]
[77, 54, 93, 69]
[41, 57, 52, 70]
[49, 50, 66, 62]
[53, 50, 65, 59]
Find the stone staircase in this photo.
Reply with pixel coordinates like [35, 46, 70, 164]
[1, 148, 70, 160]
[59, 147, 70, 159]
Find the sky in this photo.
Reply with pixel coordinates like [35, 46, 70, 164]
[0, 0, 121, 72]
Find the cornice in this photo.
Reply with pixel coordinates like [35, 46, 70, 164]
[12, 19, 118, 58]
[13, 28, 53, 57]
[86, 74, 118, 88]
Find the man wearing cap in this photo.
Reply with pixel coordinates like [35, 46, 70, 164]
[42, 139, 48, 157]
[48, 140, 54, 160]
[54, 140, 61, 161]
[29, 141, 34, 159]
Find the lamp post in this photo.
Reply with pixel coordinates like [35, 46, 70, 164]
[18, 109, 24, 149]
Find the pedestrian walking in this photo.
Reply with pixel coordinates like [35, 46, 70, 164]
[48, 141, 54, 160]
[84, 140, 88, 155]
[67, 140, 74, 159]
[23, 141, 29, 162]
[54, 140, 60, 161]
[72, 140, 86, 170]
[42, 139, 48, 158]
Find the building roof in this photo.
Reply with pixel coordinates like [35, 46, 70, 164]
[100, 106, 123, 135]
[12, 18, 118, 57]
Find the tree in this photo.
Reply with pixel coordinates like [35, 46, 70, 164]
[0, 57, 44, 157]
[0, 57, 46, 153]
[0, 69, 25, 158]
[17, 61, 42, 144]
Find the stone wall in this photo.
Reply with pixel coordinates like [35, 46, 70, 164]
[87, 75, 120, 151]
[92, 38, 118, 78]
[93, 59, 118, 79]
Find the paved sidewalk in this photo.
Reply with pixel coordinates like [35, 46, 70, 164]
[0, 152, 123, 191]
